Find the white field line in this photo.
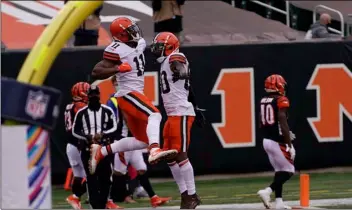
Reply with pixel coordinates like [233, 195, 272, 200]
[125, 198, 352, 209]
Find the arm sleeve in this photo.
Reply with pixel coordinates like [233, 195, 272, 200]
[72, 109, 87, 140]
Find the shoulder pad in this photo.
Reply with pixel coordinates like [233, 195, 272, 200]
[277, 96, 290, 108]
[104, 43, 121, 62]
[169, 52, 187, 64]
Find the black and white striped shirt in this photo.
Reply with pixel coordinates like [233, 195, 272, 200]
[72, 104, 117, 143]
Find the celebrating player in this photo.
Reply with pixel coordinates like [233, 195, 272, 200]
[89, 17, 177, 175]
[257, 74, 296, 209]
[150, 32, 206, 209]
[106, 91, 172, 208]
[64, 82, 90, 209]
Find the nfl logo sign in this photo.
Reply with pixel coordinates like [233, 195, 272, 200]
[25, 90, 50, 120]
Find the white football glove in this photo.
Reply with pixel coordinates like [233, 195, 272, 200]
[289, 131, 296, 141]
[286, 145, 296, 161]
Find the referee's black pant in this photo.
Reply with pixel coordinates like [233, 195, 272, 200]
[81, 147, 112, 209]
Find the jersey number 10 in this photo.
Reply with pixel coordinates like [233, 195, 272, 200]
[260, 104, 275, 125]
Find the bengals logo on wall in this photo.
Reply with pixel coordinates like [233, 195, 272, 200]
[210, 64, 352, 148]
[211, 68, 256, 148]
[95, 72, 159, 105]
[306, 64, 352, 142]
[96, 64, 352, 149]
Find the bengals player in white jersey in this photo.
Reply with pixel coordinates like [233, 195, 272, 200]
[257, 74, 296, 209]
[151, 32, 205, 209]
[89, 17, 177, 175]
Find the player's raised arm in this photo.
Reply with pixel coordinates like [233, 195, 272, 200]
[277, 97, 291, 147]
[169, 54, 189, 81]
[92, 59, 119, 80]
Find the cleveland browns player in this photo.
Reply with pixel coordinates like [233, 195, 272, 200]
[151, 32, 206, 209]
[64, 82, 89, 209]
[89, 17, 177, 175]
[257, 74, 296, 209]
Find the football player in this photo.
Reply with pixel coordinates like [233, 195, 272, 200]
[150, 32, 206, 209]
[64, 82, 90, 209]
[107, 91, 171, 207]
[257, 74, 296, 209]
[90, 17, 177, 174]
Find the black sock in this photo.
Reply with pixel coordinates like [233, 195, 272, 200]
[72, 177, 85, 198]
[269, 171, 293, 198]
[128, 178, 139, 195]
[111, 174, 129, 202]
[80, 179, 87, 196]
[138, 173, 155, 198]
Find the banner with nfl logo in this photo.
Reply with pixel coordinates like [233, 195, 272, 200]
[1, 77, 61, 208]
[1, 77, 62, 130]
[1, 125, 52, 209]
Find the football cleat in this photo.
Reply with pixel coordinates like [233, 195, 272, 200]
[106, 199, 123, 209]
[148, 148, 178, 165]
[89, 144, 103, 174]
[150, 195, 171, 208]
[258, 189, 272, 209]
[66, 194, 82, 210]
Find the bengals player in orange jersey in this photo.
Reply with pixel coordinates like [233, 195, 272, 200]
[89, 17, 177, 176]
[65, 82, 90, 209]
[257, 75, 296, 209]
[151, 32, 206, 209]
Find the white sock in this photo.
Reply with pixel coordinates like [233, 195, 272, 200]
[179, 159, 196, 195]
[168, 161, 187, 194]
[101, 137, 148, 156]
[146, 113, 161, 146]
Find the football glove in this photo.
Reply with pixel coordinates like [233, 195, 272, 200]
[286, 145, 296, 161]
[195, 107, 207, 128]
[289, 131, 296, 141]
[117, 62, 132, 73]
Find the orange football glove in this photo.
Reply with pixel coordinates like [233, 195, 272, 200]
[117, 62, 132, 73]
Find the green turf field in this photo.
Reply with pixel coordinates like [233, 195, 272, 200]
[53, 172, 352, 209]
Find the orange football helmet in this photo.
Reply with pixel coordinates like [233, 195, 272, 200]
[264, 74, 287, 95]
[151, 32, 180, 57]
[110, 17, 142, 43]
[71, 82, 90, 103]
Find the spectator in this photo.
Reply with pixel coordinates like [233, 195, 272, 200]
[64, 0, 103, 46]
[305, 13, 341, 39]
[152, 0, 186, 43]
[1, 41, 6, 51]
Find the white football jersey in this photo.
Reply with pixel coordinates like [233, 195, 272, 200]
[104, 38, 146, 97]
[160, 52, 195, 116]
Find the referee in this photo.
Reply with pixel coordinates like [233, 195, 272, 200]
[72, 85, 117, 209]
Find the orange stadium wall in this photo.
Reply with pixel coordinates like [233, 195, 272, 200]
[2, 41, 352, 185]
